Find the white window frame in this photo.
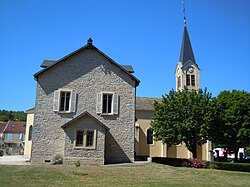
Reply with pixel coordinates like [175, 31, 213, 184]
[96, 92, 119, 115]
[53, 89, 76, 113]
[74, 129, 97, 150]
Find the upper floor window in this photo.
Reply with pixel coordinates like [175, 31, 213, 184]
[53, 89, 76, 113]
[7, 132, 12, 140]
[19, 133, 24, 141]
[147, 128, 154, 145]
[103, 93, 113, 114]
[96, 92, 119, 115]
[60, 91, 71, 111]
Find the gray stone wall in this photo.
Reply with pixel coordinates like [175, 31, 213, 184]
[32, 48, 136, 164]
[63, 115, 106, 165]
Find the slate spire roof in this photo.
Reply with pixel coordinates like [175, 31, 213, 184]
[179, 17, 198, 67]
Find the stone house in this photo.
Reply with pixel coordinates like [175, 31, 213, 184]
[31, 38, 140, 164]
[0, 121, 26, 155]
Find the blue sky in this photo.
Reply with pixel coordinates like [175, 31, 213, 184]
[0, 0, 250, 111]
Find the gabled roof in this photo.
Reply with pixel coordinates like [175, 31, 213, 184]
[34, 39, 140, 86]
[0, 121, 26, 133]
[179, 19, 199, 68]
[136, 97, 162, 111]
[61, 111, 109, 130]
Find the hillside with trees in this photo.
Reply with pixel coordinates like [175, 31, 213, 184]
[0, 110, 27, 122]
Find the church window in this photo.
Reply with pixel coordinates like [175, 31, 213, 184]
[147, 128, 154, 145]
[28, 126, 33, 141]
[191, 75, 195, 86]
[177, 76, 181, 88]
[186, 75, 190, 86]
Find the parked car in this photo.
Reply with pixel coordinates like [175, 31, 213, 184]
[213, 148, 245, 160]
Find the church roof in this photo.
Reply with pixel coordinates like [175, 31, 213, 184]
[136, 97, 162, 111]
[179, 18, 198, 68]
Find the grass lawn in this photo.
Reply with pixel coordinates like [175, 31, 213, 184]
[0, 163, 249, 187]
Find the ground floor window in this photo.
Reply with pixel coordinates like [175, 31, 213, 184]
[147, 128, 154, 145]
[75, 130, 96, 149]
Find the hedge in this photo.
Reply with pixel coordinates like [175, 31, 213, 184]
[212, 162, 250, 172]
[152, 157, 250, 172]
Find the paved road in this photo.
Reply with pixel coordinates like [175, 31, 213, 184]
[0, 155, 30, 165]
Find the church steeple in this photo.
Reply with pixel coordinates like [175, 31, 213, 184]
[179, 17, 197, 67]
[175, 16, 200, 91]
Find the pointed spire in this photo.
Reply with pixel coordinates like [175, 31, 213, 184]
[179, 16, 196, 66]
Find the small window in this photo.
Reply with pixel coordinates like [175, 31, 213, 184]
[186, 75, 190, 86]
[60, 91, 71, 111]
[75, 130, 96, 149]
[177, 76, 181, 88]
[7, 132, 12, 140]
[147, 128, 154, 145]
[19, 133, 24, 141]
[102, 94, 113, 114]
[76, 130, 84, 147]
[28, 126, 33, 141]
[191, 75, 195, 86]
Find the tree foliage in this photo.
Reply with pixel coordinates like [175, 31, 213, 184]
[151, 88, 216, 158]
[0, 110, 27, 122]
[214, 90, 250, 161]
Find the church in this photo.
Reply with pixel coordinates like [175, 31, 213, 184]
[24, 17, 211, 164]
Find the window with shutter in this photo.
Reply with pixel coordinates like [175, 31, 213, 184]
[97, 92, 119, 115]
[53, 89, 77, 113]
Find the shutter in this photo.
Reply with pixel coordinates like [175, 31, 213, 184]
[96, 93, 102, 114]
[113, 94, 119, 115]
[53, 90, 60, 112]
[70, 90, 77, 113]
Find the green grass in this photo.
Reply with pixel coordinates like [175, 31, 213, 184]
[0, 163, 249, 187]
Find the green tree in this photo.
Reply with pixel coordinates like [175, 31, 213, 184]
[0, 110, 27, 121]
[214, 90, 250, 161]
[151, 88, 216, 158]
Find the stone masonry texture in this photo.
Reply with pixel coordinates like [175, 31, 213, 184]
[31, 48, 137, 164]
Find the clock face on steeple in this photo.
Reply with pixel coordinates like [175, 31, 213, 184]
[188, 67, 194, 73]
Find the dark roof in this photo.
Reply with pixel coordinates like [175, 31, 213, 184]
[0, 121, 26, 133]
[26, 107, 34, 113]
[179, 22, 198, 68]
[34, 40, 140, 86]
[136, 97, 162, 111]
[61, 111, 109, 130]
[121, 65, 134, 73]
[40, 60, 56, 68]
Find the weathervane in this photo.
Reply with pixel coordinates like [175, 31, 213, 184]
[182, 1, 186, 25]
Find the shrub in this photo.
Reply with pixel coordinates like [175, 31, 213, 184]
[190, 159, 208, 168]
[152, 157, 192, 167]
[75, 160, 81, 168]
[212, 162, 250, 172]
